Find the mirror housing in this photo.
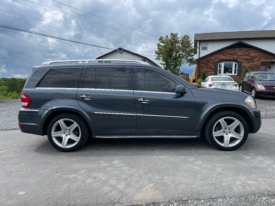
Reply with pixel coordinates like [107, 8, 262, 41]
[175, 85, 185, 96]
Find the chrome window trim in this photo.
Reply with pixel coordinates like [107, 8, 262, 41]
[35, 87, 78, 90]
[19, 108, 39, 112]
[134, 90, 174, 94]
[79, 88, 131, 92]
[94, 112, 188, 119]
[95, 135, 197, 138]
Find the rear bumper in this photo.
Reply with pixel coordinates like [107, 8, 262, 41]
[18, 108, 44, 135]
[256, 90, 275, 98]
[249, 108, 261, 133]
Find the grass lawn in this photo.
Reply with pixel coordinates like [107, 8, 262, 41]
[0, 95, 12, 100]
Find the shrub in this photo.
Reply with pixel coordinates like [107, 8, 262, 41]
[7, 91, 19, 98]
[201, 68, 207, 81]
[0, 85, 8, 96]
[197, 78, 201, 86]
[241, 65, 249, 79]
[11, 93, 20, 99]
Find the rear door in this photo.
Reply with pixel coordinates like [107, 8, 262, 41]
[131, 67, 196, 134]
[77, 66, 136, 136]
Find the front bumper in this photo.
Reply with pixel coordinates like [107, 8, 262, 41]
[256, 90, 275, 98]
[248, 108, 261, 133]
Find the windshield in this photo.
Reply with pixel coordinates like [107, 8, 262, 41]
[211, 76, 233, 81]
[255, 73, 275, 81]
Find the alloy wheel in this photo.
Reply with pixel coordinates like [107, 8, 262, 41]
[51, 118, 81, 148]
[212, 117, 244, 147]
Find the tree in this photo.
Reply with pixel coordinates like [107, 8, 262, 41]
[241, 65, 249, 79]
[201, 68, 207, 81]
[155, 33, 196, 75]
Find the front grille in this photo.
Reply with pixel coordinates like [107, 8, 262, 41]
[265, 86, 275, 91]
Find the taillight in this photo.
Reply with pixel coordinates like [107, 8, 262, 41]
[21, 92, 32, 108]
[209, 84, 213, 87]
[234, 84, 238, 87]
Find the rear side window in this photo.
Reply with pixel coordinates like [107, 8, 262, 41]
[83, 68, 131, 90]
[38, 68, 79, 88]
[133, 68, 176, 92]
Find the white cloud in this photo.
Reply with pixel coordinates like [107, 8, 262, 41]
[13, 74, 28, 78]
[0, 65, 7, 74]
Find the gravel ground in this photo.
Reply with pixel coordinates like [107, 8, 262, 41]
[0, 98, 274, 130]
[139, 195, 275, 206]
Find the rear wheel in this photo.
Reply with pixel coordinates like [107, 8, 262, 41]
[205, 111, 249, 151]
[47, 113, 89, 152]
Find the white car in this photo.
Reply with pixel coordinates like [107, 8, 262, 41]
[201, 75, 239, 91]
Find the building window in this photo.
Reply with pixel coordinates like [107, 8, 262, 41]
[218, 62, 238, 75]
[202, 44, 208, 50]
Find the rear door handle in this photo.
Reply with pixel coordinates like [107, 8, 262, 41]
[138, 98, 150, 104]
[80, 94, 92, 100]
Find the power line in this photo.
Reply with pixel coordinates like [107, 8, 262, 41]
[0, 24, 155, 57]
[0, 9, 138, 47]
[53, 0, 159, 38]
[0, 24, 115, 50]
[24, 0, 157, 40]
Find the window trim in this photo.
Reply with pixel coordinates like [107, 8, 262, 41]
[217, 62, 238, 76]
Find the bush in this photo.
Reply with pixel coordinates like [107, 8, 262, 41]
[7, 91, 19, 98]
[197, 78, 201, 86]
[0, 85, 8, 96]
[201, 68, 207, 81]
[11, 94, 20, 99]
[241, 65, 249, 79]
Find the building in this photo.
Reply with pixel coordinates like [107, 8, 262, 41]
[96, 47, 161, 68]
[194, 30, 275, 81]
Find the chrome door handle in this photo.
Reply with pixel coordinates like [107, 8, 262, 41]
[80, 94, 92, 100]
[138, 98, 150, 104]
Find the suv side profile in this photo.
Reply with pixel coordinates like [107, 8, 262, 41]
[19, 60, 261, 152]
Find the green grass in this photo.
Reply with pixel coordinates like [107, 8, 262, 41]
[0, 95, 12, 100]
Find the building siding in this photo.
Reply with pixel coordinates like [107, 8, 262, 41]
[197, 47, 275, 81]
[199, 39, 275, 58]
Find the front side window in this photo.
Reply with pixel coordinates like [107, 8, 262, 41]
[202, 44, 208, 50]
[38, 68, 79, 88]
[133, 68, 176, 92]
[218, 62, 238, 75]
[94, 68, 130, 90]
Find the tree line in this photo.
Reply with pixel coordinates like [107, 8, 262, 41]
[0, 78, 26, 99]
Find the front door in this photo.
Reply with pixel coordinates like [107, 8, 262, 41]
[131, 68, 196, 135]
[77, 67, 136, 136]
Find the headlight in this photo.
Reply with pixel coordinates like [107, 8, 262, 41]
[257, 84, 265, 90]
[245, 96, 256, 108]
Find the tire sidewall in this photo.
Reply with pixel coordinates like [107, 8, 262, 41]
[206, 111, 249, 151]
[47, 113, 89, 152]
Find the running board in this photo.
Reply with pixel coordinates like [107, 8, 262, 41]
[94, 135, 198, 138]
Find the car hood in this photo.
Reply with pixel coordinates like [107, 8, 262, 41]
[255, 80, 275, 86]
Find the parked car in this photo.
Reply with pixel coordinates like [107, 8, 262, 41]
[201, 75, 239, 91]
[240, 72, 275, 98]
[19, 59, 261, 152]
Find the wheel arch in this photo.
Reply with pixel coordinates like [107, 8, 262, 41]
[199, 106, 254, 135]
[41, 108, 94, 136]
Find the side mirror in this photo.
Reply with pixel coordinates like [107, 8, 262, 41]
[248, 78, 252, 81]
[175, 85, 185, 96]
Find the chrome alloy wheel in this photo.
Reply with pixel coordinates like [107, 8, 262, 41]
[51, 118, 81, 148]
[212, 117, 244, 148]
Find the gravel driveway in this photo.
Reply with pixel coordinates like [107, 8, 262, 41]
[0, 98, 274, 130]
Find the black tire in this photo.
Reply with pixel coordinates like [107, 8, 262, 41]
[205, 111, 249, 151]
[47, 113, 89, 152]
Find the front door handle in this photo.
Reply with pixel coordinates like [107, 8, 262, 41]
[80, 94, 92, 100]
[138, 98, 150, 104]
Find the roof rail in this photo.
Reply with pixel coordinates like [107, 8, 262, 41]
[42, 59, 151, 65]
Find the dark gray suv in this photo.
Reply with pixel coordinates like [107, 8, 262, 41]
[19, 60, 261, 152]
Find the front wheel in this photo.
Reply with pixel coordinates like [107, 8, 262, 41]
[47, 113, 89, 152]
[205, 111, 249, 151]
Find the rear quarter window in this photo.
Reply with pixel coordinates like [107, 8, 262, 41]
[38, 68, 80, 88]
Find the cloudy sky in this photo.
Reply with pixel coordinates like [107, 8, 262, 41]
[0, 0, 275, 78]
